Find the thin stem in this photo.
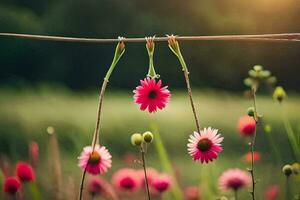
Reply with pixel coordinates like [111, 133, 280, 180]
[183, 70, 201, 133]
[78, 169, 87, 200]
[234, 189, 238, 200]
[1, 33, 300, 43]
[140, 145, 151, 200]
[249, 87, 258, 200]
[286, 177, 291, 200]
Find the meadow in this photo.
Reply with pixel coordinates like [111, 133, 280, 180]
[0, 86, 299, 199]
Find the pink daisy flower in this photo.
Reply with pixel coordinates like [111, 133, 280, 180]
[112, 168, 140, 192]
[187, 127, 224, 163]
[78, 145, 112, 175]
[87, 177, 106, 196]
[152, 173, 172, 193]
[133, 77, 171, 113]
[218, 168, 251, 191]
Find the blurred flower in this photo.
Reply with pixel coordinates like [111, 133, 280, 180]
[15, 161, 35, 182]
[3, 176, 21, 195]
[78, 145, 112, 175]
[219, 168, 251, 191]
[112, 168, 140, 192]
[152, 173, 172, 193]
[121, 153, 136, 164]
[292, 162, 300, 175]
[273, 86, 286, 103]
[131, 133, 143, 146]
[244, 151, 261, 162]
[187, 127, 223, 163]
[237, 116, 256, 136]
[264, 185, 280, 200]
[184, 186, 201, 200]
[264, 124, 272, 133]
[29, 141, 39, 168]
[282, 164, 293, 177]
[137, 167, 158, 187]
[133, 77, 171, 113]
[87, 176, 105, 196]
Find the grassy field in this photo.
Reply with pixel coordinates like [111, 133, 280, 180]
[0, 86, 299, 199]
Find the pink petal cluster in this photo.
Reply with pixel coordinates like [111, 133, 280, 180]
[112, 168, 140, 192]
[184, 186, 201, 200]
[151, 173, 172, 193]
[78, 145, 112, 175]
[87, 177, 106, 196]
[3, 176, 21, 195]
[133, 78, 171, 113]
[187, 127, 223, 163]
[264, 185, 280, 200]
[237, 116, 256, 136]
[219, 168, 251, 191]
[15, 161, 35, 182]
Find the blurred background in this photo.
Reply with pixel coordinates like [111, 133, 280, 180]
[0, 0, 300, 199]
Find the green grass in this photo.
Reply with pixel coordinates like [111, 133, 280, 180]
[0, 86, 299, 199]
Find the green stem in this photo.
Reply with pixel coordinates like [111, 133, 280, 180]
[140, 145, 151, 200]
[146, 39, 158, 78]
[286, 176, 291, 200]
[280, 104, 300, 162]
[234, 189, 238, 200]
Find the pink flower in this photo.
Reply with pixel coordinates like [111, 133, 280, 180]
[137, 167, 159, 187]
[152, 173, 172, 193]
[15, 161, 35, 182]
[29, 142, 39, 168]
[187, 127, 223, 163]
[3, 176, 21, 195]
[264, 185, 280, 200]
[244, 151, 261, 163]
[133, 78, 171, 113]
[78, 145, 112, 175]
[237, 116, 256, 136]
[112, 168, 140, 192]
[219, 168, 251, 191]
[87, 177, 106, 196]
[184, 186, 201, 200]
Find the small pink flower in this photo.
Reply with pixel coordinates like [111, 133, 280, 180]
[29, 142, 39, 168]
[152, 173, 172, 193]
[264, 185, 280, 200]
[244, 151, 261, 163]
[87, 177, 106, 196]
[112, 168, 140, 192]
[78, 145, 112, 175]
[237, 116, 256, 136]
[184, 186, 201, 200]
[137, 167, 159, 187]
[15, 161, 35, 182]
[3, 176, 21, 195]
[133, 78, 171, 113]
[187, 127, 223, 163]
[219, 168, 251, 191]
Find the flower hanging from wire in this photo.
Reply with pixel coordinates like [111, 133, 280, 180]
[187, 127, 223, 163]
[78, 145, 112, 175]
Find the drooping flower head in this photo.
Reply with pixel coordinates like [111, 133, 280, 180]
[264, 185, 280, 200]
[244, 151, 261, 163]
[133, 78, 171, 113]
[87, 177, 106, 196]
[112, 168, 140, 192]
[152, 173, 172, 193]
[237, 116, 256, 136]
[218, 168, 251, 191]
[184, 186, 201, 200]
[3, 176, 21, 195]
[187, 127, 223, 163]
[78, 145, 112, 175]
[15, 161, 35, 182]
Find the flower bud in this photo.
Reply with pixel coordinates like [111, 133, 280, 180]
[143, 131, 154, 143]
[282, 164, 293, 177]
[273, 86, 286, 103]
[247, 107, 255, 117]
[253, 65, 263, 72]
[292, 163, 300, 175]
[264, 124, 272, 134]
[131, 133, 143, 146]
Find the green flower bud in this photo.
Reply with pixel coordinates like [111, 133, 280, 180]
[143, 131, 154, 143]
[261, 70, 271, 78]
[244, 78, 253, 87]
[248, 70, 258, 78]
[264, 124, 272, 133]
[292, 163, 300, 175]
[253, 65, 263, 72]
[131, 133, 143, 146]
[247, 107, 255, 117]
[273, 86, 287, 103]
[282, 164, 293, 177]
[266, 76, 277, 86]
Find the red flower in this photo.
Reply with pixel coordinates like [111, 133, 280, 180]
[184, 186, 201, 200]
[244, 151, 261, 162]
[152, 174, 172, 193]
[237, 116, 256, 136]
[3, 176, 21, 195]
[15, 161, 35, 182]
[133, 78, 171, 113]
[264, 185, 280, 200]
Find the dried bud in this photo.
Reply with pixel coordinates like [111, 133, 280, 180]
[131, 133, 143, 146]
[143, 131, 154, 143]
[273, 86, 286, 103]
[282, 164, 293, 177]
